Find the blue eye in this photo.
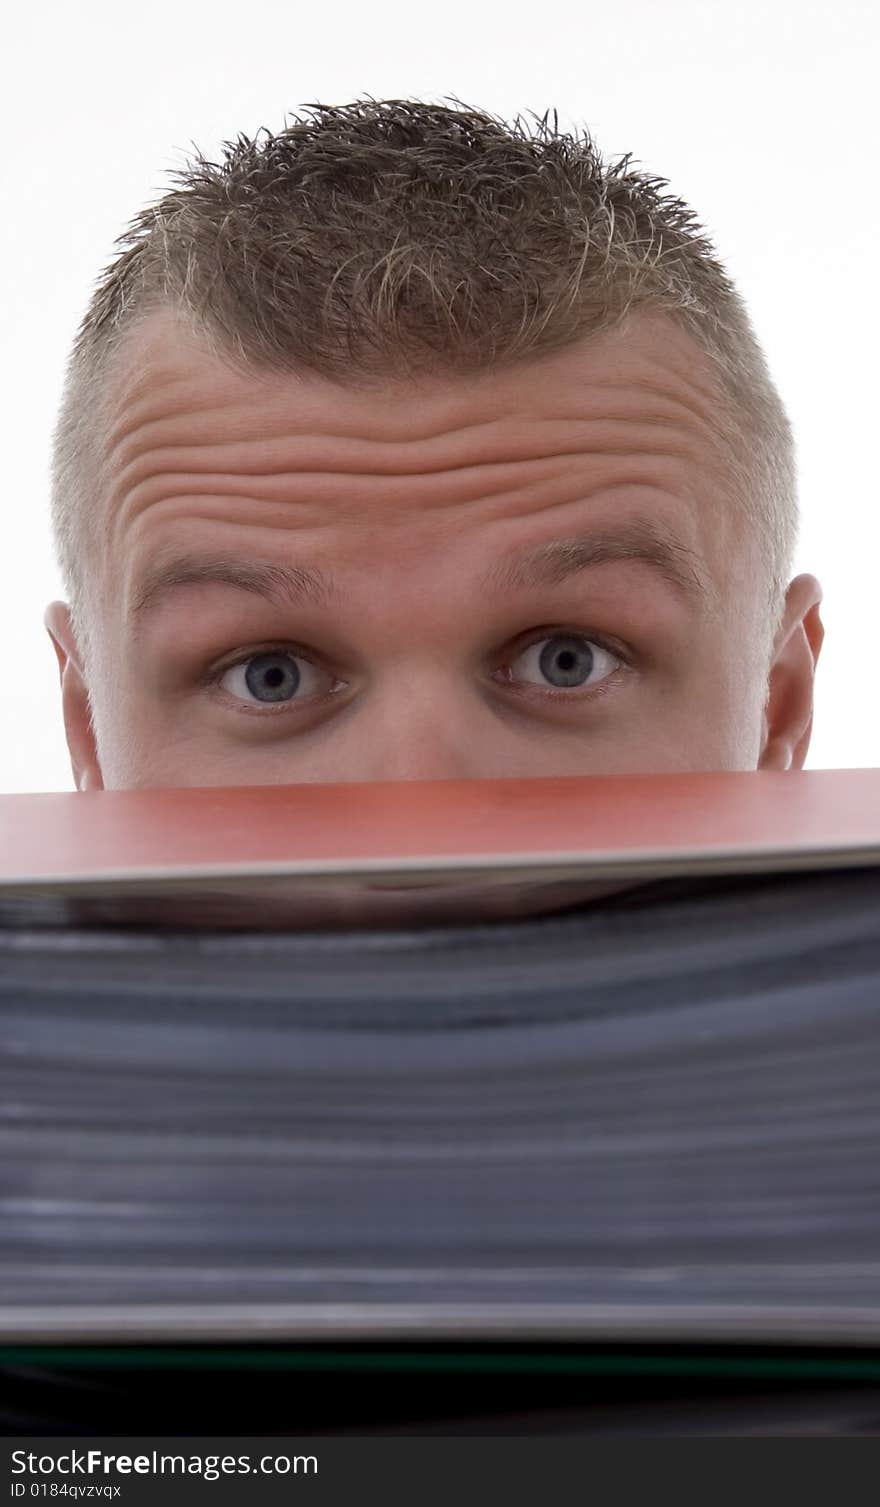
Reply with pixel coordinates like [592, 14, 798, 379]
[218, 650, 333, 707]
[508, 633, 623, 692]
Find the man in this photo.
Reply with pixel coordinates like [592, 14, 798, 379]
[42, 100, 824, 924]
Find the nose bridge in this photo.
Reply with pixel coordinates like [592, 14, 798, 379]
[338, 662, 484, 783]
[313, 538, 505, 781]
[314, 546, 473, 780]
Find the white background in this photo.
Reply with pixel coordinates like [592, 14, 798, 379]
[3, 0, 875, 791]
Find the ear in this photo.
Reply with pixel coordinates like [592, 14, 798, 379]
[758, 574, 825, 771]
[43, 601, 105, 791]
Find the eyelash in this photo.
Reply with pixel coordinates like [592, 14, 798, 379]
[204, 629, 632, 717]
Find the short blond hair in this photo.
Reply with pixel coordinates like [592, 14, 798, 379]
[49, 99, 797, 678]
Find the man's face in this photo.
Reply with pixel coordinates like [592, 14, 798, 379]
[45, 306, 823, 791]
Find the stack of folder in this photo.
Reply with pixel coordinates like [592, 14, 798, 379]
[1, 769, 879, 1433]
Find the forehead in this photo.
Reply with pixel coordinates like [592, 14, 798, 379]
[96, 305, 746, 616]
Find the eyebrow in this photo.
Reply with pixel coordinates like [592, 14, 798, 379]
[129, 515, 714, 633]
[482, 518, 714, 607]
[130, 555, 337, 632]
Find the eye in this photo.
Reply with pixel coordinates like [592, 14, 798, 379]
[502, 632, 625, 696]
[215, 648, 338, 710]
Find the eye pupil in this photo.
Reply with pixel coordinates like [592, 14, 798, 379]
[538, 635, 595, 688]
[244, 652, 300, 703]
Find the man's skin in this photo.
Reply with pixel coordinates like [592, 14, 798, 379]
[43, 305, 824, 926]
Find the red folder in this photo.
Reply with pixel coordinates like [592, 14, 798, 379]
[1, 769, 878, 929]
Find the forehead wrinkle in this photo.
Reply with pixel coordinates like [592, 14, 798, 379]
[101, 391, 236, 468]
[103, 404, 710, 481]
[106, 433, 708, 532]
[100, 346, 726, 471]
[108, 454, 703, 550]
[100, 388, 527, 462]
